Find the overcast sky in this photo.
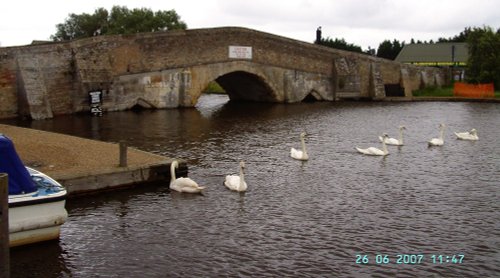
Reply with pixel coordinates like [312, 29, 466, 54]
[1, 0, 499, 49]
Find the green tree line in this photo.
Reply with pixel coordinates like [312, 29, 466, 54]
[463, 26, 500, 88]
[51, 6, 187, 41]
[316, 37, 363, 53]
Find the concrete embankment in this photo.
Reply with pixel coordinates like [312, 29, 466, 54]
[0, 124, 186, 197]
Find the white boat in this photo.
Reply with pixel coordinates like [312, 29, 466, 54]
[1, 134, 68, 247]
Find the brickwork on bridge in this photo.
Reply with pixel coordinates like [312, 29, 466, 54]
[0, 27, 445, 119]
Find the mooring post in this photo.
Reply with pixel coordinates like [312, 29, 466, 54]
[119, 141, 128, 167]
[0, 173, 10, 278]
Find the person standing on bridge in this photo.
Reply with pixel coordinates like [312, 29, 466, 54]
[315, 26, 322, 44]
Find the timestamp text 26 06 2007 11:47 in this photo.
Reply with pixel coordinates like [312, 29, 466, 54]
[355, 254, 465, 265]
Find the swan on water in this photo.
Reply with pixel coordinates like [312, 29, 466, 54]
[356, 134, 389, 156]
[428, 123, 446, 146]
[169, 160, 205, 193]
[224, 161, 247, 192]
[379, 125, 406, 146]
[291, 132, 309, 161]
[455, 128, 478, 141]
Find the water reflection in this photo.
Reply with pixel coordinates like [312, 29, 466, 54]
[4, 96, 500, 277]
[10, 242, 72, 278]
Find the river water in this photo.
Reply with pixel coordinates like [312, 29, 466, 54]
[6, 95, 500, 277]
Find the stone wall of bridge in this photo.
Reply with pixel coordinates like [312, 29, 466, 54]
[0, 27, 445, 119]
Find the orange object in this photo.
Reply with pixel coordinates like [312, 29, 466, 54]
[453, 82, 494, 98]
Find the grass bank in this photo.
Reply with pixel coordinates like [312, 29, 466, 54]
[203, 81, 226, 94]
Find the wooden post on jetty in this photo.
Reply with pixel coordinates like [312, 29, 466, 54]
[119, 141, 128, 167]
[0, 173, 10, 278]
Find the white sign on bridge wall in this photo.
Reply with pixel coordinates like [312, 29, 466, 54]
[229, 46, 252, 59]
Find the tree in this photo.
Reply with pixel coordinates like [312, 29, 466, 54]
[376, 39, 404, 60]
[317, 37, 363, 53]
[437, 27, 471, 43]
[51, 6, 187, 41]
[466, 26, 500, 88]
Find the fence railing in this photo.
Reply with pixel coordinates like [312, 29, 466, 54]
[453, 82, 494, 98]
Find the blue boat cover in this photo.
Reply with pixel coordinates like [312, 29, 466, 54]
[0, 134, 37, 194]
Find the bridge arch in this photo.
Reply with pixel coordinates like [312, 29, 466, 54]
[188, 61, 284, 106]
[215, 71, 277, 102]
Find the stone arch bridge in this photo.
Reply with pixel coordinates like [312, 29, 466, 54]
[0, 27, 444, 119]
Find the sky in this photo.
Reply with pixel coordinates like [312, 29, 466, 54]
[1, 0, 499, 49]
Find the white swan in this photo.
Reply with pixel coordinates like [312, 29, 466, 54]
[356, 134, 389, 156]
[224, 161, 247, 192]
[428, 123, 446, 146]
[379, 126, 406, 146]
[169, 160, 205, 193]
[455, 128, 478, 141]
[290, 132, 309, 161]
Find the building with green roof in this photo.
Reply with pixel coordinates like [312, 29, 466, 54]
[396, 42, 468, 82]
[395, 42, 468, 66]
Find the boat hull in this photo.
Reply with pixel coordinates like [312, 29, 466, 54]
[8, 167, 68, 247]
[1, 135, 69, 247]
[9, 198, 67, 247]
[9, 223, 64, 247]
